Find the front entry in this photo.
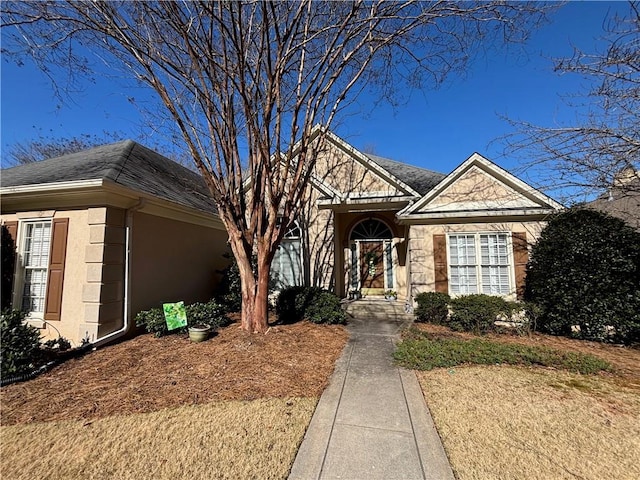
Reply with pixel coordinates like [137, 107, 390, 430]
[359, 241, 385, 294]
[349, 218, 394, 296]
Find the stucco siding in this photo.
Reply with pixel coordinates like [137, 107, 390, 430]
[129, 212, 229, 318]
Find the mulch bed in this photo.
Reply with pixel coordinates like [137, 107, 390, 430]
[1, 320, 349, 426]
[413, 323, 640, 386]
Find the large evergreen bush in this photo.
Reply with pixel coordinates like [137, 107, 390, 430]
[525, 208, 640, 344]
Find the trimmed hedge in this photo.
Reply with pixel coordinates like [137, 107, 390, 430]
[415, 292, 450, 324]
[449, 294, 509, 334]
[135, 299, 230, 337]
[276, 286, 347, 325]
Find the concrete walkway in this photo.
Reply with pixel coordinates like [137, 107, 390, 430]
[289, 316, 455, 480]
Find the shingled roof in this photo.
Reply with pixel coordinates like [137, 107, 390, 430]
[1, 140, 216, 214]
[365, 153, 445, 196]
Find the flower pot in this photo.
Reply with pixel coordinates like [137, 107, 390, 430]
[188, 325, 210, 343]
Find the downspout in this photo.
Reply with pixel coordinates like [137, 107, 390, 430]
[93, 198, 145, 348]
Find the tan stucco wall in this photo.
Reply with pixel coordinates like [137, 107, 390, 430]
[314, 141, 402, 196]
[419, 166, 539, 212]
[129, 211, 229, 319]
[2, 209, 92, 345]
[408, 220, 545, 299]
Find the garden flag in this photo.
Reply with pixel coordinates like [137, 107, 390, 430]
[163, 301, 188, 331]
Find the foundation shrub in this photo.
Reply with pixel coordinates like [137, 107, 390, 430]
[1, 309, 42, 377]
[276, 286, 347, 325]
[415, 292, 451, 324]
[525, 208, 640, 344]
[448, 294, 508, 334]
[135, 299, 229, 337]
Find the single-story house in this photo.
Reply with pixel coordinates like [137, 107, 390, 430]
[0, 141, 229, 346]
[1, 130, 562, 346]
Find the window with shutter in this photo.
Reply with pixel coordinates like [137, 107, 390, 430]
[447, 232, 513, 296]
[13, 218, 68, 321]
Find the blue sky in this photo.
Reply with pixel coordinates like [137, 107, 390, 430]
[0, 1, 627, 185]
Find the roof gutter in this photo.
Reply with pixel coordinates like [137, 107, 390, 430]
[93, 198, 146, 348]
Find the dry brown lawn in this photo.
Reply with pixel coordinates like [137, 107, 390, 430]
[2, 398, 316, 480]
[0, 320, 349, 480]
[414, 324, 640, 480]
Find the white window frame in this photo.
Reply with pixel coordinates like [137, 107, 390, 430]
[447, 232, 514, 297]
[12, 219, 53, 323]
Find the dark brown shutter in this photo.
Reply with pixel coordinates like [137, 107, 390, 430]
[5, 222, 18, 243]
[2, 222, 18, 309]
[433, 234, 448, 293]
[44, 218, 69, 321]
[512, 232, 529, 300]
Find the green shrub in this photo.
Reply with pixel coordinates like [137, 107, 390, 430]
[525, 208, 640, 344]
[135, 299, 230, 337]
[414, 292, 450, 324]
[42, 337, 71, 352]
[276, 286, 347, 325]
[1, 309, 42, 377]
[448, 294, 508, 334]
[215, 253, 243, 313]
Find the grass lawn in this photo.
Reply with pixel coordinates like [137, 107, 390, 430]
[404, 324, 640, 480]
[0, 320, 349, 480]
[1, 398, 315, 480]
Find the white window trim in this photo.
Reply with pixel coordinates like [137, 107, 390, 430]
[446, 231, 516, 298]
[12, 218, 53, 326]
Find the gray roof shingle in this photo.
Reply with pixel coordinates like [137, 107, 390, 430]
[365, 154, 445, 196]
[1, 140, 216, 213]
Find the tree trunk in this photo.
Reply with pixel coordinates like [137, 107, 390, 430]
[229, 236, 271, 333]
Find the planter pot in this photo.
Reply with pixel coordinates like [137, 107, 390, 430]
[188, 325, 211, 343]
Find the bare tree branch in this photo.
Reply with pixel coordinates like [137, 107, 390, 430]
[1, 0, 552, 332]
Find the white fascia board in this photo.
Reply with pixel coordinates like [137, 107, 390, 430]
[397, 207, 559, 223]
[0, 179, 105, 195]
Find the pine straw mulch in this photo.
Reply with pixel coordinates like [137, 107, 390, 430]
[413, 323, 640, 387]
[0, 319, 349, 426]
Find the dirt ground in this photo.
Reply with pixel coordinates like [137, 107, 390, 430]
[414, 323, 640, 387]
[1, 320, 349, 426]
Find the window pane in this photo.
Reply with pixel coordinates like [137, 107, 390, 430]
[272, 238, 302, 288]
[20, 221, 52, 314]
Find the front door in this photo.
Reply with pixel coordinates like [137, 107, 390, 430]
[360, 241, 385, 294]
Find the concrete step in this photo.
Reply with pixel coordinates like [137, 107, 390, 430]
[342, 298, 415, 321]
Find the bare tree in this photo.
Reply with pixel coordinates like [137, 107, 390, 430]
[505, 1, 640, 203]
[3, 131, 125, 166]
[2, 130, 191, 167]
[1, 1, 551, 333]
